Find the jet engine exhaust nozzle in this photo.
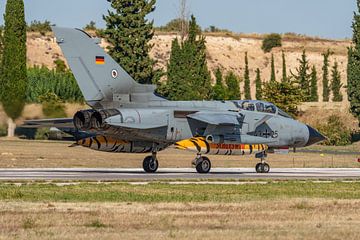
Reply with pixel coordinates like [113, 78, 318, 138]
[73, 110, 95, 131]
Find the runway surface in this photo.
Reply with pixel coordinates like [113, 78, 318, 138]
[0, 168, 360, 181]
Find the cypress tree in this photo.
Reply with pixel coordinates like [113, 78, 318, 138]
[225, 71, 241, 100]
[322, 50, 331, 102]
[292, 50, 311, 101]
[104, 0, 159, 84]
[213, 68, 227, 100]
[331, 61, 343, 102]
[244, 52, 251, 99]
[164, 38, 183, 99]
[348, 0, 360, 125]
[282, 50, 287, 82]
[310, 66, 319, 102]
[255, 68, 262, 100]
[0, 26, 3, 66]
[270, 53, 276, 82]
[0, 0, 27, 137]
[166, 15, 213, 100]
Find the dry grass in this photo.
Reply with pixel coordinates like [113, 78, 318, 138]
[298, 102, 359, 130]
[0, 139, 358, 169]
[0, 200, 360, 240]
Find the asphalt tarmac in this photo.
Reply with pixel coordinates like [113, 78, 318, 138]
[0, 168, 360, 181]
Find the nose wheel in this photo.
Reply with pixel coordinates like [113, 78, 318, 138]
[255, 162, 270, 173]
[255, 152, 270, 174]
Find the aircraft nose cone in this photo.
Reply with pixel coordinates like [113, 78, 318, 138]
[306, 125, 326, 146]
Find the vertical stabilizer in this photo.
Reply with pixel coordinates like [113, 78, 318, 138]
[52, 27, 160, 106]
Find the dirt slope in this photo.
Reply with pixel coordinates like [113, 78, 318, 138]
[27, 32, 350, 102]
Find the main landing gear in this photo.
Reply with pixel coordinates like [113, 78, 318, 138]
[255, 152, 270, 174]
[143, 152, 159, 173]
[193, 154, 212, 174]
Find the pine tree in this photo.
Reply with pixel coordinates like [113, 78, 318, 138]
[348, 0, 360, 125]
[0, 0, 27, 137]
[322, 49, 332, 102]
[165, 15, 213, 100]
[282, 50, 287, 82]
[213, 68, 227, 100]
[331, 61, 343, 102]
[292, 50, 311, 101]
[262, 78, 304, 118]
[225, 71, 241, 100]
[310, 66, 319, 102]
[255, 68, 262, 100]
[270, 53, 276, 82]
[244, 52, 251, 99]
[104, 0, 159, 84]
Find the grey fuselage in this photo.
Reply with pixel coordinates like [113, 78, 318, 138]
[99, 99, 310, 149]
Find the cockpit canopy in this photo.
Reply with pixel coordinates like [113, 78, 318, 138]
[233, 100, 292, 118]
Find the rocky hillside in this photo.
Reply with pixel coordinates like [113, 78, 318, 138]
[27, 32, 351, 102]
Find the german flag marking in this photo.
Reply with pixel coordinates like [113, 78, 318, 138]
[96, 56, 105, 65]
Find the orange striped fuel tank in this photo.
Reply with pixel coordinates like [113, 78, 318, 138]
[175, 137, 268, 156]
[77, 136, 153, 153]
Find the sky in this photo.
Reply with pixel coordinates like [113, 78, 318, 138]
[0, 0, 357, 39]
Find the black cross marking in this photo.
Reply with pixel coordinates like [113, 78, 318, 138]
[263, 129, 272, 138]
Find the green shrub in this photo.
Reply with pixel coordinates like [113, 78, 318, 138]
[204, 25, 231, 33]
[26, 66, 84, 103]
[84, 21, 97, 31]
[27, 20, 51, 35]
[262, 33, 282, 53]
[54, 59, 67, 73]
[35, 128, 50, 140]
[316, 115, 352, 146]
[156, 18, 187, 32]
[39, 92, 67, 118]
[0, 126, 7, 137]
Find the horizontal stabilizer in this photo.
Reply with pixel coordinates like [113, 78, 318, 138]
[106, 122, 168, 130]
[23, 118, 74, 129]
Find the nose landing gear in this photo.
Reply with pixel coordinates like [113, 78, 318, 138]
[255, 162, 270, 173]
[255, 152, 270, 174]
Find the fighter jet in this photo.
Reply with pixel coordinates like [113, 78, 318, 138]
[25, 27, 325, 174]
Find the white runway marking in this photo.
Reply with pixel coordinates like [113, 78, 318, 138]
[0, 168, 360, 181]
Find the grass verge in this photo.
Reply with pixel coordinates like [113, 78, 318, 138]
[1, 181, 360, 202]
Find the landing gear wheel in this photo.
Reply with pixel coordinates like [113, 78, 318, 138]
[262, 163, 270, 173]
[143, 156, 159, 173]
[255, 163, 262, 173]
[196, 157, 211, 174]
[255, 163, 270, 173]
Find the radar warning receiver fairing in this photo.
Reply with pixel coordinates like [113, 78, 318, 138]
[24, 27, 325, 174]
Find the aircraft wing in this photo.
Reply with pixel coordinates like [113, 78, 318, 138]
[23, 118, 74, 128]
[187, 112, 241, 126]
